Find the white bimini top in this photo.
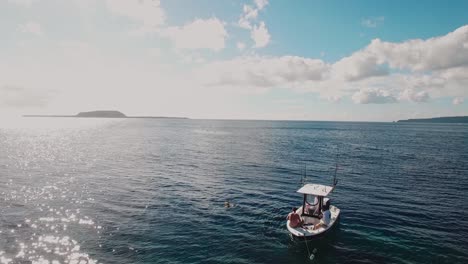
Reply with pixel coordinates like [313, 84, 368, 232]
[297, 184, 334, 197]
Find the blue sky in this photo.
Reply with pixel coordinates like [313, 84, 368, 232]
[1, 0, 468, 121]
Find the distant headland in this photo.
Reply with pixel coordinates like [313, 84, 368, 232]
[397, 116, 468, 123]
[23, 110, 188, 119]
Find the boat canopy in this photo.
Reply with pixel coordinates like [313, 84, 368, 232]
[297, 184, 334, 197]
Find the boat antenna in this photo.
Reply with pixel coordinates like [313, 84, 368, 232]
[333, 149, 339, 186]
[304, 163, 307, 183]
[300, 163, 307, 186]
[333, 163, 338, 186]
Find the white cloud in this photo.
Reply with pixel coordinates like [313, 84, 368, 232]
[237, 42, 246, 51]
[352, 88, 397, 104]
[399, 89, 430, 102]
[7, 0, 38, 7]
[251, 21, 270, 48]
[332, 50, 387, 81]
[330, 25, 468, 83]
[18, 22, 43, 36]
[365, 25, 468, 71]
[107, 0, 228, 51]
[238, 0, 270, 48]
[0, 40, 206, 117]
[188, 25, 468, 107]
[196, 55, 329, 89]
[71, 0, 98, 10]
[176, 50, 206, 64]
[361, 16, 384, 28]
[57, 41, 97, 60]
[238, 18, 252, 30]
[161, 18, 227, 51]
[105, 0, 165, 32]
[238, 0, 268, 29]
[238, 5, 258, 29]
[453, 97, 464, 105]
[148, 47, 162, 57]
[0, 85, 50, 108]
[254, 0, 269, 9]
[3, 0, 468, 120]
[326, 95, 342, 103]
[440, 66, 468, 81]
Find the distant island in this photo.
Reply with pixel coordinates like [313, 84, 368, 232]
[24, 110, 188, 119]
[397, 116, 468, 123]
[77, 110, 127, 118]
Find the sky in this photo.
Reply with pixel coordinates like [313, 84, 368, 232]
[1, 0, 468, 121]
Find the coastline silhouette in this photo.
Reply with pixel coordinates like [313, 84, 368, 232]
[23, 110, 188, 119]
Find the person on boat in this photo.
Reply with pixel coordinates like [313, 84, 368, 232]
[287, 207, 303, 228]
[313, 201, 331, 230]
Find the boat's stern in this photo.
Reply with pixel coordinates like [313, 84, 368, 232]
[286, 205, 340, 239]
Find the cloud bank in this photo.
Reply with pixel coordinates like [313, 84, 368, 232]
[2, 0, 467, 120]
[196, 25, 468, 104]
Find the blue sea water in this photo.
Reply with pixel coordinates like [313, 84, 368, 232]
[1, 118, 467, 264]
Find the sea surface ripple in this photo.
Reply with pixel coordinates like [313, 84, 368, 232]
[1, 118, 467, 263]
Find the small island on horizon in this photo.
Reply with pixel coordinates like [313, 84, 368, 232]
[397, 116, 468, 123]
[23, 110, 188, 119]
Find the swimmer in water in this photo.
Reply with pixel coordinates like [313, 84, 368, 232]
[224, 200, 231, 208]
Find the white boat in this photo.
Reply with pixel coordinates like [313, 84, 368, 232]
[286, 183, 340, 239]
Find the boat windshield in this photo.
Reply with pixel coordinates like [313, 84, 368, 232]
[305, 195, 318, 206]
[302, 195, 319, 216]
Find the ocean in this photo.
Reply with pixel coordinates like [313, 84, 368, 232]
[1, 118, 467, 263]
